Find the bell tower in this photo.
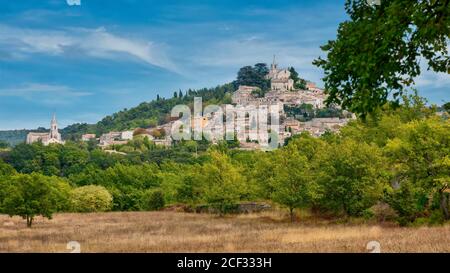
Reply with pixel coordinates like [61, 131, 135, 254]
[49, 114, 60, 140]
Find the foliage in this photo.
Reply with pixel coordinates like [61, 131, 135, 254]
[199, 151, 247, 215]
[269, 144, 319, 221]
[288, 67, 307, 89]
[315, 139, 387, 216]
[70, 185, 113, 213]
[234, 64, 271, 92]
[141, 189, 165, 211]
[0, 173, 71, 227]
[62, 83, 235, 139]
[314, 0, 449, 117]
[0, 92, 448, 225]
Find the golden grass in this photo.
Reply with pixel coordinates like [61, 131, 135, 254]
[0, 211, 449, 253]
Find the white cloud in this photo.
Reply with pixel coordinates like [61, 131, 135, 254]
[66, 0, 81, 6]
[0, 24, 177, 72]
[186, 36, 324, 85]
[414, 59, 450, 89]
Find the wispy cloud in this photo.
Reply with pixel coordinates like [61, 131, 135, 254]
[0, 83, 92, 105]
[66, 0, 81, 6]
[0, 24, 177, 72]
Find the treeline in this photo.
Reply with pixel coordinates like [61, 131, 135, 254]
[0, 95, 449, 227]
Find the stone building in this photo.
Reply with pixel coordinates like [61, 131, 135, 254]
[26, 115, 65, 146]
[266, 56, 294, 91]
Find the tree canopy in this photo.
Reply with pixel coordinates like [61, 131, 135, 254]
[314, 0, 449, 117]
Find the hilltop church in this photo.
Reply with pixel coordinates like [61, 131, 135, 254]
[26, 115, 65, 145]
[266, 55, 295, 91]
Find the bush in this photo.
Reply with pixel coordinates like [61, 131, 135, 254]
[70, 185, 113, 212]
[428, 210, 445, 226]
[369, 202, 398, 222]
[141, 189, 165, 211]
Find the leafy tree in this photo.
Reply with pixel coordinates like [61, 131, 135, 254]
[384, 181, 427, 225]
[316, 139, 387, 216]
[0, 160, 16, 177]
[384, 115, 450, 221]
[288, 67, 307, 89]
[141, 189, 165, 211]
[314, 0, 449, 117]
[443, 102, 450, 113]
[0, 173, 71, 227]
[199, 151, 246, 215]
[269, 144, 318, 221]
[235, 64, 271, 91]
[69, 163, 161, 211]
[70, 185, 113, 212]
[0, 140, 9, 149]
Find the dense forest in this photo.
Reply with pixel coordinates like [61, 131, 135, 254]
[0, 93, 449, 227]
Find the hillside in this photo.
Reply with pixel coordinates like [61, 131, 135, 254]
[0, 83, 235, 144]
[0, 63, 317, 145]
[0, 128, 48, 146]
[62, 83, 235, 140]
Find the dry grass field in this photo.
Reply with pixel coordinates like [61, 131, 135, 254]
[0, 211, 449, 253]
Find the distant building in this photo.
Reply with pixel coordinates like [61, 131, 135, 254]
[26, 115, 65, 146]
[266, 56, 294, 91]
[81, 134, 97, 141]
[99, 131, 134, 148]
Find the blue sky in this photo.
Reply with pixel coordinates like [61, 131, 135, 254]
[0, 0, 448, 130]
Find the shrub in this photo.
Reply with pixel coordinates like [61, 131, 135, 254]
[70, 185, 113, 212]
[369, 202, 398, 222]
[428, 210, 445, 226]
[141, 189, 165, 211]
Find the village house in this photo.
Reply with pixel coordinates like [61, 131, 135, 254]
[99, 130, 134, 148]
[81, 134, 97, 141]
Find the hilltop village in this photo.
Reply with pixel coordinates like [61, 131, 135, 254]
[27, 59, 355, 150]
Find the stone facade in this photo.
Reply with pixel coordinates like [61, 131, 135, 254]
[27, 115, 64, 146]
[266, 56, 294, 91]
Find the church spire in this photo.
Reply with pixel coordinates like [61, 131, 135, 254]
[271, 54, 277, 70]
[50, 114, 59, 139]
[51, 113, 57, 125]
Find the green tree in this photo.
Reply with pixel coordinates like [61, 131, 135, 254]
[235, 64, 271, 91]
[0, 140, 9, 149]
[0, 173, 71, 227]
[270, 144, 318, 221]
[384, 116, 450, 221]
[0, 160, 16, 177]
[288, 67, 307, 90]
[141, 189, 165, 211]
[314, 0, 449, 117]
[200, 151, 246, 215]
[316, 139, 387, 216]
[443, 102, 450, 113]
[70, 185, 113, 212]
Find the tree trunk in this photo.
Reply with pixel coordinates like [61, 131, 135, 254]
[26, 216, 33, 228]
[440, 191, 449, 220]
[290, 208, 295, 222]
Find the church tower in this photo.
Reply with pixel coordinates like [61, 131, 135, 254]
[271, 55, 278, 71]
[49, 114, 61, 140]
